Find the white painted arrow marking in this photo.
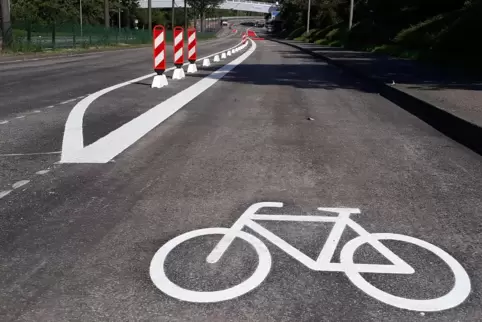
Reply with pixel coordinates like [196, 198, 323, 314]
[61, 40, 244, 163]
[60, 40, 256, 163]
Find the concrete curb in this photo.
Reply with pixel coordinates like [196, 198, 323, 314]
[268, 37, 482, 156]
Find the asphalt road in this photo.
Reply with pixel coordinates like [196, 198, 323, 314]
[1, 28, 481, 322]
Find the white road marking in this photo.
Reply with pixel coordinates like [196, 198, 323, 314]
[61, 40, 246, 163]
[0, 190, 12, 199]
[62, 40, 257, 163]
[0, 120, 8, 124]
[150, 202, 471, 311]
[0, 151, 60, 157]
[15, 116, 25, 119]
[60, 98, 77, 105]
[12, 180, 30, 189]
[35, 169, 50, 175]
[32, 110, 42, 113]
[45, 105, 54, 109]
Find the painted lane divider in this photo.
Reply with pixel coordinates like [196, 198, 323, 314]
[60, 39, 257, 163]
[172, 26, 185, 80]
[186, 27, 198, 74]
[151, 25, 168, 89]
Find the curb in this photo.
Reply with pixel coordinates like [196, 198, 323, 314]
[268, 37, 482, 157]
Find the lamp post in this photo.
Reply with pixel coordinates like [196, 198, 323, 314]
[184, 0, 188, 30]
[306, 0, 311, 33]
[148, 0, 152, 34]
[171, 0, 175, 28]
[104, 0, 109, 28]
[349, 0, 354, 30]
[79, 0, 83, 37]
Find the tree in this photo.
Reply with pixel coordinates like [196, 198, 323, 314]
[186, 0, 223, 31]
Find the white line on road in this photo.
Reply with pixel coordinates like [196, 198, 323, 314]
[0, 120, 8, 124]
[12, 180, 30, 189]
[35, 169, 51, 175]
[61, 40, 257, 163]
[60, 98, 77, 105]
[61, 40, 246, 162]
[0, 151, 61, 157]
[15, 116, 25, 119]
[0, 190, 12, 199]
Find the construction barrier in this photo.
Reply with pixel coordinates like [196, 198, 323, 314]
[151, 25, 168, 88]
[172, 26, 185, 80]
[187, 28, 198, 74]
[187, 28, 197, 63]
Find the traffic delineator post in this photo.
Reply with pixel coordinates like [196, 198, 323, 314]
[151, 25, 168, 88]
[172, 26, 185, 80]
[187, 27, 198, 74]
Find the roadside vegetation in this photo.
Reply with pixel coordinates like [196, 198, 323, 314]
[278, 0, 482, 70]
[2, 0, 257, 53]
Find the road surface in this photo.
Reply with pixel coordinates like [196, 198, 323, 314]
[1, 28, 481, 322]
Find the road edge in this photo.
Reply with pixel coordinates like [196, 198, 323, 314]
[268, 38, 482, 157]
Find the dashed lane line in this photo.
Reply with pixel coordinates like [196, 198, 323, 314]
[12, 180, 30, 189]
[0, 95, 89, 126]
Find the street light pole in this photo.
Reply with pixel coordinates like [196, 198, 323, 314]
[171, 0, 175, 29]
[306, 0, 311, 33]
[349, 0, 354, 30]
[104, 0, 109, 28]
[80, 0, 83, 37]
[1, 0, 13, 49]
[148, 0, 152, 34]
[118, 7, 121, 31]
[184, 0, 187, 30]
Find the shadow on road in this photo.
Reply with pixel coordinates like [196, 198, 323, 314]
[189, 52, 379, 94]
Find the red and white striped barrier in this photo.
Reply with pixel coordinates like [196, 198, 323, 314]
[172, 26, 185, 80]
[242, 33, 247, 44]
[187, 27, 198, 74]
[151, 25, 168, 88]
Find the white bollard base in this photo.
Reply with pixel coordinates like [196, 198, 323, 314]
[151, 74, 168, 88]
[213, 55, 220, 62]
[202, 58, 211, 67]
[221, 53, 227, 59]
[172, 67, 185, 80]
[227, 50, 232, 56]
[187, 63, 197, 74]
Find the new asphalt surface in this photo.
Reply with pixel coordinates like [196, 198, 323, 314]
[1, 28, 481, 321]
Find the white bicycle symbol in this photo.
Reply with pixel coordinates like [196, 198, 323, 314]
[150, 202, 471, 312]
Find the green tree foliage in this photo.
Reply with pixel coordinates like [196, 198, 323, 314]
[279, 0, 482, 63]
[11, 0, 142, 26]
[186, 0, 223, 31]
